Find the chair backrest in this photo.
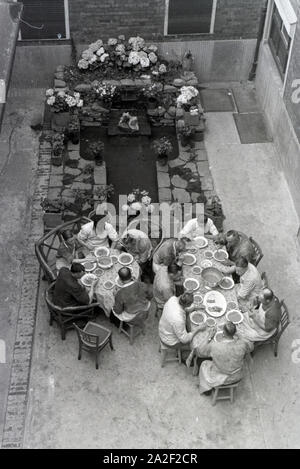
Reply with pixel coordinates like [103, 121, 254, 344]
[73, 323, 99, 347]
[249, 236, 264, 267]
[35, 216, 90, 282]
[278, 300, 290, 337]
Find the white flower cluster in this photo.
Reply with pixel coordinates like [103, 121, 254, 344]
[45, 89, 83, 110]
[92, 81, 116, 98]
[122, 189, 154, 213]
[176, 86, 199, 107]
[77, 36, 164, 73]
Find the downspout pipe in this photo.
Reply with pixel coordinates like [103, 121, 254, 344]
[249, 0, 269, 81]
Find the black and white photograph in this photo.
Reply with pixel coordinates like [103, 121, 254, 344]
[0, 0, 299, 452]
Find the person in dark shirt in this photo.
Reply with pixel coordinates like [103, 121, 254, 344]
[111, 267, 153, 326]
[53, 263, 98, 308]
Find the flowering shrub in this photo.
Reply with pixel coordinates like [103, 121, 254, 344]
[46, 89, 83, 112]
[52, 132, 65, 155]
[91, 81, 116, 101]
[77, 36, 166, 74]
[176, 86, 199, 110]
[142, 82, 163, 99]
[122, 189, 154, 213]
[152, 137, 173, 156]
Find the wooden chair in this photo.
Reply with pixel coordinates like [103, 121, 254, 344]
[211, 381, 241, 406]
[159, 342, 182, 368]
[119, 310, 148, 345]
[73, 321, 114, 369]
[35, 216, 90, 282]
[45, 282, 100, 340]
[252, 300, 290, 357]
[249, 236, 264, 267]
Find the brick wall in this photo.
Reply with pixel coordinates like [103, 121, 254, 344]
[68, 0, 263, 44]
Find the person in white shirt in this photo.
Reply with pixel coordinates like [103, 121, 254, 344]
[159, 293, 202, 349]
[235, 257, 263, 311]
[179, 213, 219, 240]
[77, 213, 119, 255]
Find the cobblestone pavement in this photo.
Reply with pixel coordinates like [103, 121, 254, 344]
[0, 88, 47, 447]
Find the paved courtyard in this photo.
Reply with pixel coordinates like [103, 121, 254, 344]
[1, 83, 300, 449]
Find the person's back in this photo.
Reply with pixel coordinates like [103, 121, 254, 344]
[159, 296, 193, 346]
[264, 295, 281, 332]
[53, 267, 89, 308]
[114, 280, 151, 315]
[210, 337, 248, 375]
[231, 233, 255, 263]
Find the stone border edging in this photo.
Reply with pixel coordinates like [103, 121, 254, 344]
[1, 139, 52, 448]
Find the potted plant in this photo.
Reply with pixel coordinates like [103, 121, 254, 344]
[40, 197, 66, 229]
[182, 50, 194, 72]
[177, 124, 195, 147]
[85, 141, 105, 165]
[46, 88, 83, 130]
[152, 136, 173, 166]
[142, 83, 163, 109]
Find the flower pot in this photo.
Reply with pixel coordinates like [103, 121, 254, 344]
[180, 135, 191, 147]
[157, 154, 168, 166]
[51, 111, 70, 131]
[148, 97, 158, 110]
[43, 212, 63, 229]
[69, 132, 80, 145]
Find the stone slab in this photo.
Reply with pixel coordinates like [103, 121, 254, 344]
[158, 188, 172, 202]
[168, 158, 185, 169]
[157, 172, 170, 188]
[172, 188, 191, 203]
[171, 175, 188, 189]
[94, 165, 107, 185]
[156, 161, 169, 173]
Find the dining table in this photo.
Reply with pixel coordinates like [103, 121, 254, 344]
[76, 248, 140, 317]
[181, 238, 239, 357]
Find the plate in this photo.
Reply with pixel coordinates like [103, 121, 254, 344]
[81, 273, 97, 287]
[103, 280, 115, 290]
[200, 259, 213, 269]
[183, 277, 200, 292]
[227, 301, 238, 311]
[194, 293, 203, 305]
[203, 290, 227, 317]
[213, 249, 229, 263]
[94, 267, 104, 277]
[182, 253, 197, 266]
[226, 310, 244, 325]
[214, 331, 226, 343]
[204, 250, 214, 259]
[190, 311, 207, 326]
[94, 246, 110, 258]
[187, 246, 198, 254]
[219, 276, 235, 290]
[83, 261, 97, 272]
[97, 256, 113, 269]
[118, 253, 134, 266]
[111, 254, 119, 263]
[194, 236, 208, 248]
[206, 317, 216, 327]
[192, 266, 202, 275]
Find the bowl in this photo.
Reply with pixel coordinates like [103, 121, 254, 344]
[219, 276, 235, 290]
[183, 278, 200, 292]
[118, 253, 134, 266]
[94, 267, 104, 277]
[83, 261, 97, 272]
[226, 310, 244, 325]
[213, 249, 229, 263]
[204, 250, 214, 259]
[194, 293, 203, 305]
[206, 317, 216, 328]
[81, 273, 97, 287]
[94, 246, 110, 258]
[192, 266, 202, 275]
[97, 256, 113, 269]
[194, 236, 208, 248]
[200, 259, 213, 269]
[182, 253, 197, 266]
[203, 290, 227, 318]
[190, 311, 207, 326]
[201, 267, 223, 288]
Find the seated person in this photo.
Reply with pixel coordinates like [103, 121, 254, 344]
[237, 288, 281, 345]
[56, 229, 82, 272]
[224, 230, 255, 265]
[120, 229, 152, 265]
[152, 238, 186, 274]
[158, 293, 203, 350]
[112, 267, 153, 325]
[77, 213, 119, 254]
[235, 257, 263, 311]
[199, 322, 251, 395]
[153, 263, 182, 315]
[179, 213, 219, 240]
[52, 263, 98, 308]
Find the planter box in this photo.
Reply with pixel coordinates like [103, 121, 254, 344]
[51, 111, 70, 131]
[43, 212, 63, 230]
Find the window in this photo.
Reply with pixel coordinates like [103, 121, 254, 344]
[19, 0, 69, 40]
[268, 3, 292, 76]
[165, 0, 217, 35]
